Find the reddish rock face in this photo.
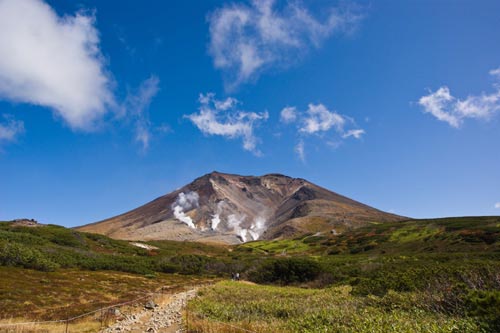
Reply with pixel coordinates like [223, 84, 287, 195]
[77, 172, 405, 244]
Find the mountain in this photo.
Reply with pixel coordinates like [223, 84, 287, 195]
[77, 172, 405, 244]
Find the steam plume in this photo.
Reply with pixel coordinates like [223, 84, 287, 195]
[171, 191, 199, 229]
[227, 214, 248, 242]
[211, 215, 221, 230]
[248, 216, 266, 240]
[211, 201, 226, 230]
[227, 213, 267, 242]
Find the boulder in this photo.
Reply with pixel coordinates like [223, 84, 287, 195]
[144, 300, 156, 310]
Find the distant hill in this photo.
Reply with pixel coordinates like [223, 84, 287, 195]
[2, 216, 498, 274]
[77, 172, 404, 244]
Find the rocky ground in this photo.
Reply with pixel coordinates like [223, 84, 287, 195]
[101, 288, 198, 333]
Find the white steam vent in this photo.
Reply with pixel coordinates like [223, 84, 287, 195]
[171, 191, 199, 229]
[211, 215, 221, 230]
[211, 201, 226, 230]
[227, 213, 267, 242]
[248, 216, 266, 240]
[228, 213, 247, 241]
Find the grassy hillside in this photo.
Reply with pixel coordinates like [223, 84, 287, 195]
[240, 216, 500, 256]
[0, 267, 207, 320]
[188, 281, 483, 333]
[0, 221, 235, 276]
[212, 217, 500, 332]
[1, 217, 499, 330]
[0, 221, 225, 322]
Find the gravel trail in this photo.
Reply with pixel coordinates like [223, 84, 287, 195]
[101, 288, 198, 333]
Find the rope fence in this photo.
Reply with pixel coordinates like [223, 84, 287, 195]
[0, 282, 262, 333]
[0, 285, 182, 333]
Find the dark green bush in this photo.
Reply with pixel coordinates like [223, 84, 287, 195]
[466, 290, 500, 332]
[249, 258, 321, 285]
[155, 258, 181, 273]
[0, 241, 59, 271]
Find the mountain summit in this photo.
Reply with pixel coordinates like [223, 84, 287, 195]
[77, 172, 404, 244]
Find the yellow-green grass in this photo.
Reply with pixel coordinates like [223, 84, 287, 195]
[0, 267, 211, 321]
[388, 225, 442, 243]
[0, 320, 100, 333]
[240, 239, 312, 255]
[187, 281, 482, 333]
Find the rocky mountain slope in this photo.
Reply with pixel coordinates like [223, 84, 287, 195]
[77, 172, 404, 244]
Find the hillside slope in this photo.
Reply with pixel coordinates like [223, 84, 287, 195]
[77, 172, 404, 244]
[2, 216, 499, 328]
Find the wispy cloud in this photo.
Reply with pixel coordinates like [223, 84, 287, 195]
[281, 103, 364, 161]
[295, 139, 305, 162]
[342, 129, 366, 139]
[299, 104, 346, 134]
[0, 114, 24, 144]
[122, 76, 160, 151]
[418, 68, 500, 128]
[490, 67, 500, 79]
[186, 93, 268, 155]
[208, 0, 363, 89]
[0, 0, 115, 130]
[280, 106, 297, 124]
[495, 202, 500, 209]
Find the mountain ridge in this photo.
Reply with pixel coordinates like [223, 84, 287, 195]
[77, 172, 405, 244]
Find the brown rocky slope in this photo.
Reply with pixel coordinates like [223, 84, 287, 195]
[77, 172, 405, 244]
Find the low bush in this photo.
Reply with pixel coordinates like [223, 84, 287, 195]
[0, 241, 59, 271]
[466, 290, 500, 331]
[249, 257, 321, 285]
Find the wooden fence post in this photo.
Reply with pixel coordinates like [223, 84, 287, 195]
[186, 300, 189, 332]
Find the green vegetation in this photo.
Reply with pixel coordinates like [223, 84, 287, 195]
[1, 216, 500, 331]
[249, 257, 321, 284]
[240, 238, 313, 254]
[0, 222, 237, 276]
[237, 217, 500, 257]
[0, 266, 209, 320]
[188, 282, 482, 333]
[193, 216, 499, 332]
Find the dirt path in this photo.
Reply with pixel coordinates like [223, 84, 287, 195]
[101, 288, 198, 333]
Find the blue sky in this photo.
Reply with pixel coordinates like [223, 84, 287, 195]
[1, 0, 499, 227]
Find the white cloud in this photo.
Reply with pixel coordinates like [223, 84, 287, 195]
[280, 106, 297, 124]
[122, 76, 160, 151]
[342, 129, 365, 139]
[299, 103, 345, 134]
[214, 96, 238, 111]
[282, 103, 364, 161]
[0, 0, 115, 130]
[208, 0, 363, 88]
[418, 69, 500, 127]
[295, 140, 305, 162]
[495, 202, 500, 209]
[186, 93, 268, 155]
[490, 68, 500, 80]
[418, 87, 460, 127]
[0, 115, 24, 143]
[326, 140, 342, 149]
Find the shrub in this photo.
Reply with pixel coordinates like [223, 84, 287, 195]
[0, 241, 59, 271]
[171, 254, 208, 275]
[155, 258, 181, 273]
[466, 290, 500, 331]
[249, 258, 321, 285]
